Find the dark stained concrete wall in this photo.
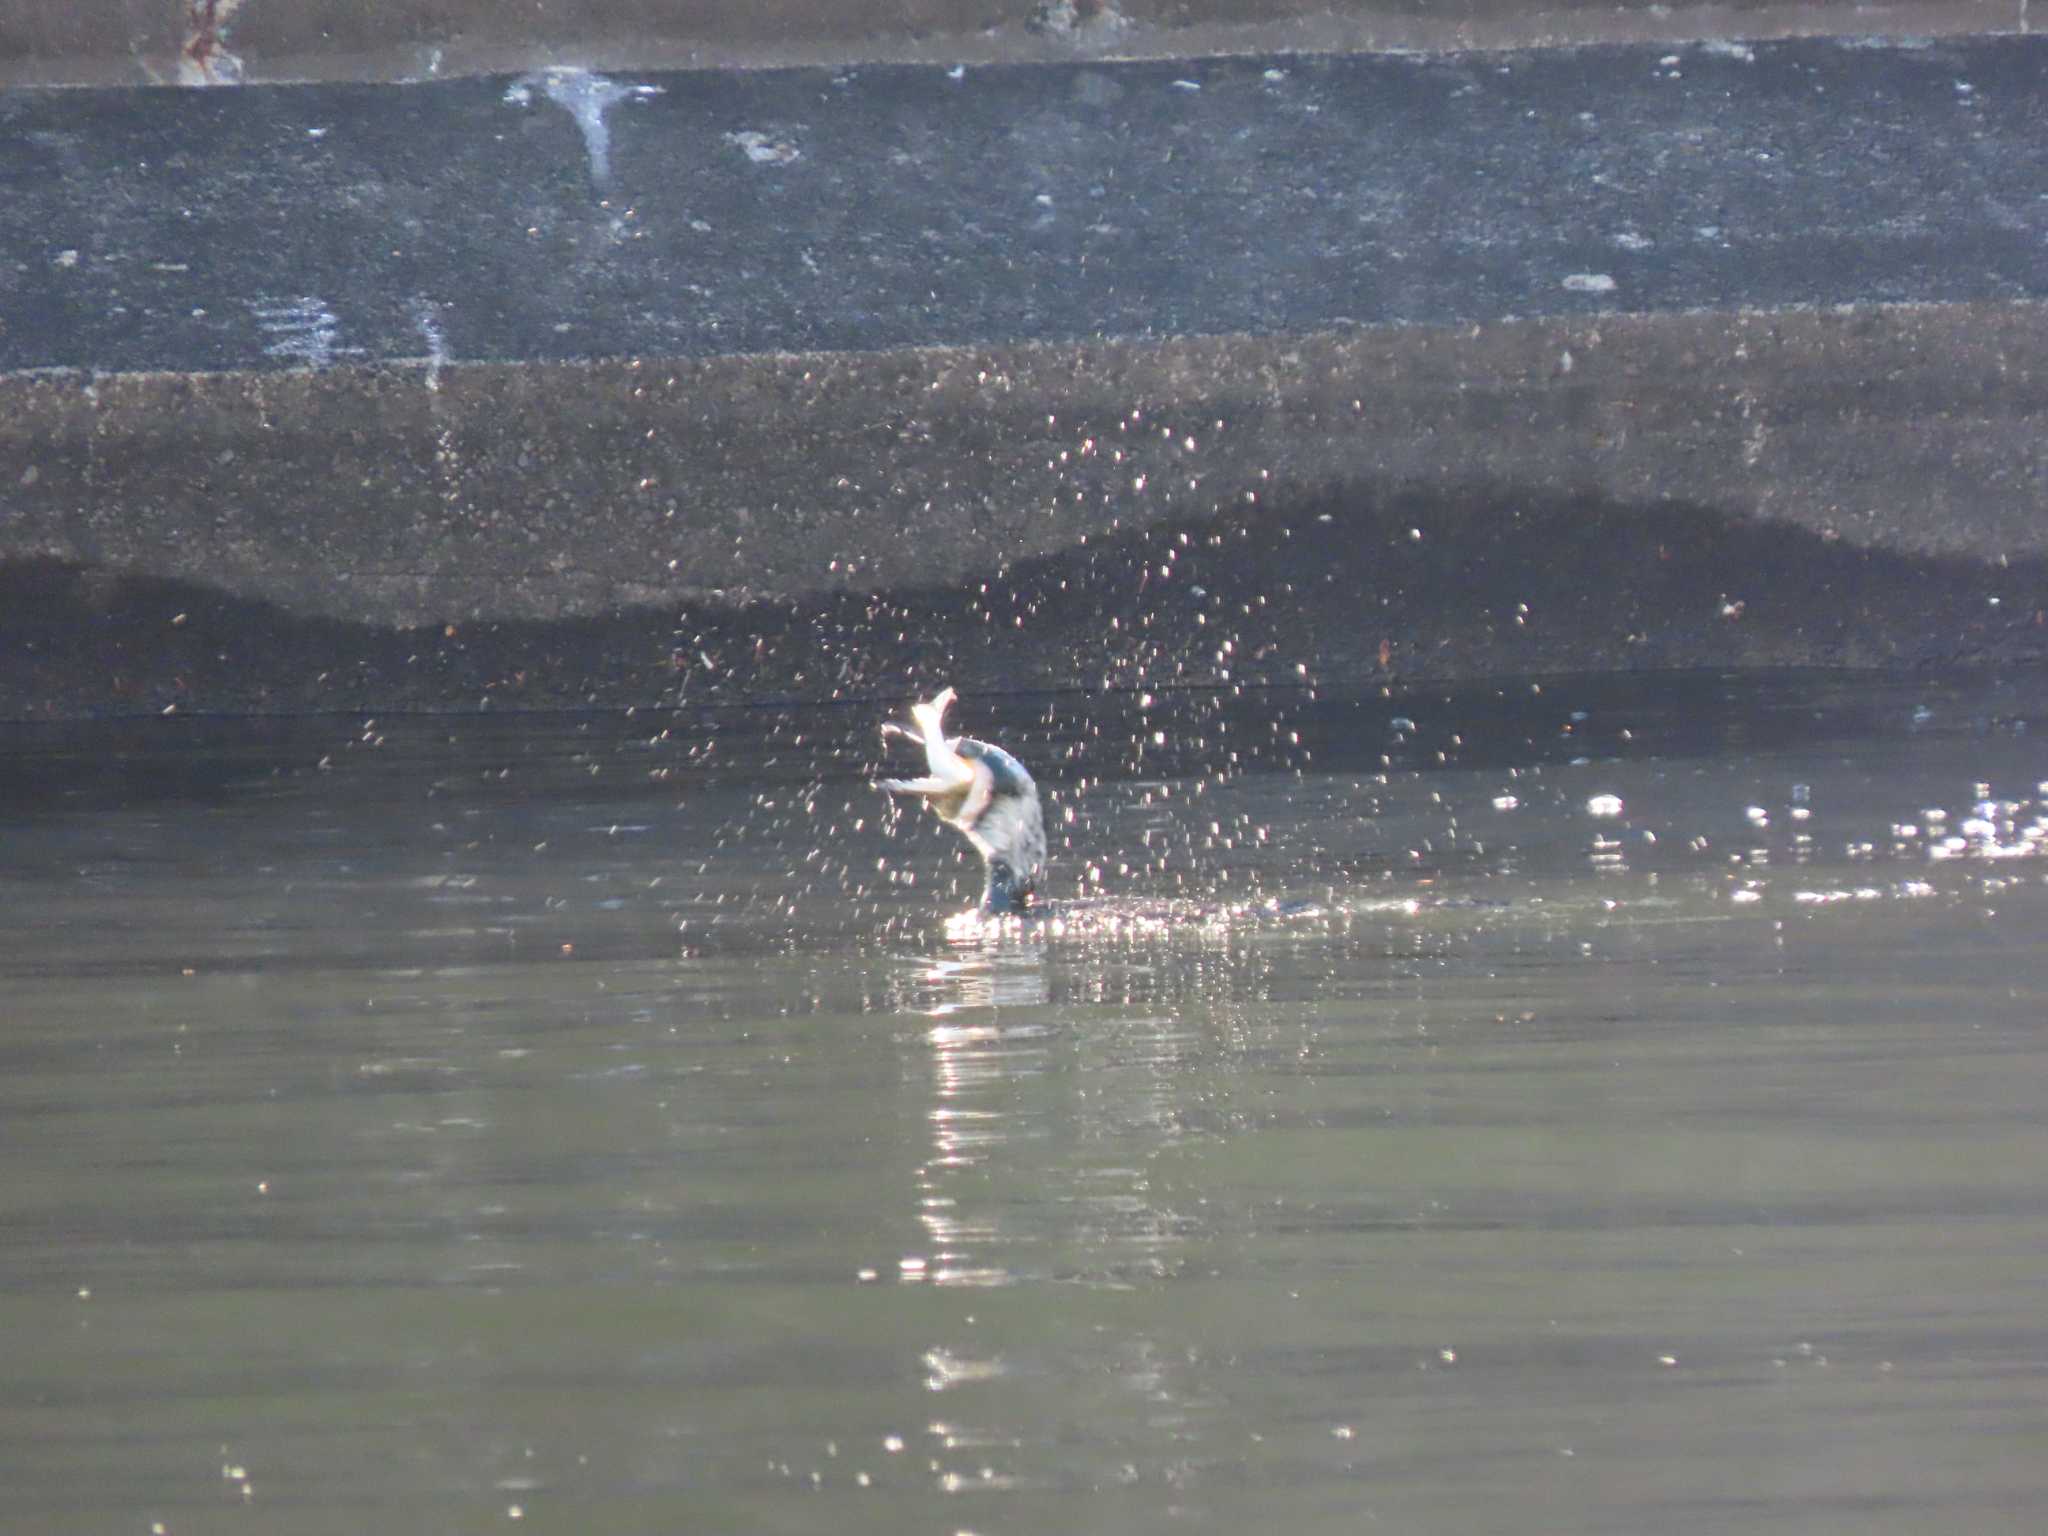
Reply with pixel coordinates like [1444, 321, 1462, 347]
[7, 299, 2046, 719]
[13, 42, 2048, 380]
[7, 306, 2048, 628]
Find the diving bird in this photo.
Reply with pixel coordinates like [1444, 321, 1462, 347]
[879, 687, 1047, 913]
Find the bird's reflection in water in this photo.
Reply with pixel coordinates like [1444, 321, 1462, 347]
[889, 923, 1224, 1295]
[888, 923, 1229, 1491]
[893, 932, 1052, 1290]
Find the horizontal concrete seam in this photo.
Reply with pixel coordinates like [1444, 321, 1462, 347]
[7, 296, 2048, 387]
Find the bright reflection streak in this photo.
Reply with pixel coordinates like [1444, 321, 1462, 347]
[894, 934, 1054, 1290]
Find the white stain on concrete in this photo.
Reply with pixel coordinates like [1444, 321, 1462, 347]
[726, 130, 801, 166]
[251, 296, 345, 368]
[410, 298, 449, 392]
[504, 68, 664, 188]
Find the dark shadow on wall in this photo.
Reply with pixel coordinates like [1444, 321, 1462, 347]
[4, 483, 2046, 720]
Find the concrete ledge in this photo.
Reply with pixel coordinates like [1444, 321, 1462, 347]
[6, 303, 2048, 631]
[7, 300, 2048, 719]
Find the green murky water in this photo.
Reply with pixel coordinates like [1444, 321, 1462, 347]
[4, 671, 2047, 1533]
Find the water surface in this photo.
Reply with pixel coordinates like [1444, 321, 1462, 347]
[4, 671, 2047, 1533]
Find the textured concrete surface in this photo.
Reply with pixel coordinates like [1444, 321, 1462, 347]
[8, 40, 2048, 375]
[8, 451, 2047, 719]
[3, 32, 2046, 715]
[2, 0, 2032, 86]
[6, 299, 2047, 718]
[6, 305, 2048, 628]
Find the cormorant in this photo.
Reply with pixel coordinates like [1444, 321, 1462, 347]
[879, 687, 1046, 913]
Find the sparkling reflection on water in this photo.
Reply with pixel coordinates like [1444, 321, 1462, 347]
[3, 670, 2048, 1533]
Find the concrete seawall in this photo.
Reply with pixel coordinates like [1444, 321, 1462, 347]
[3, 16, 2045, 715]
